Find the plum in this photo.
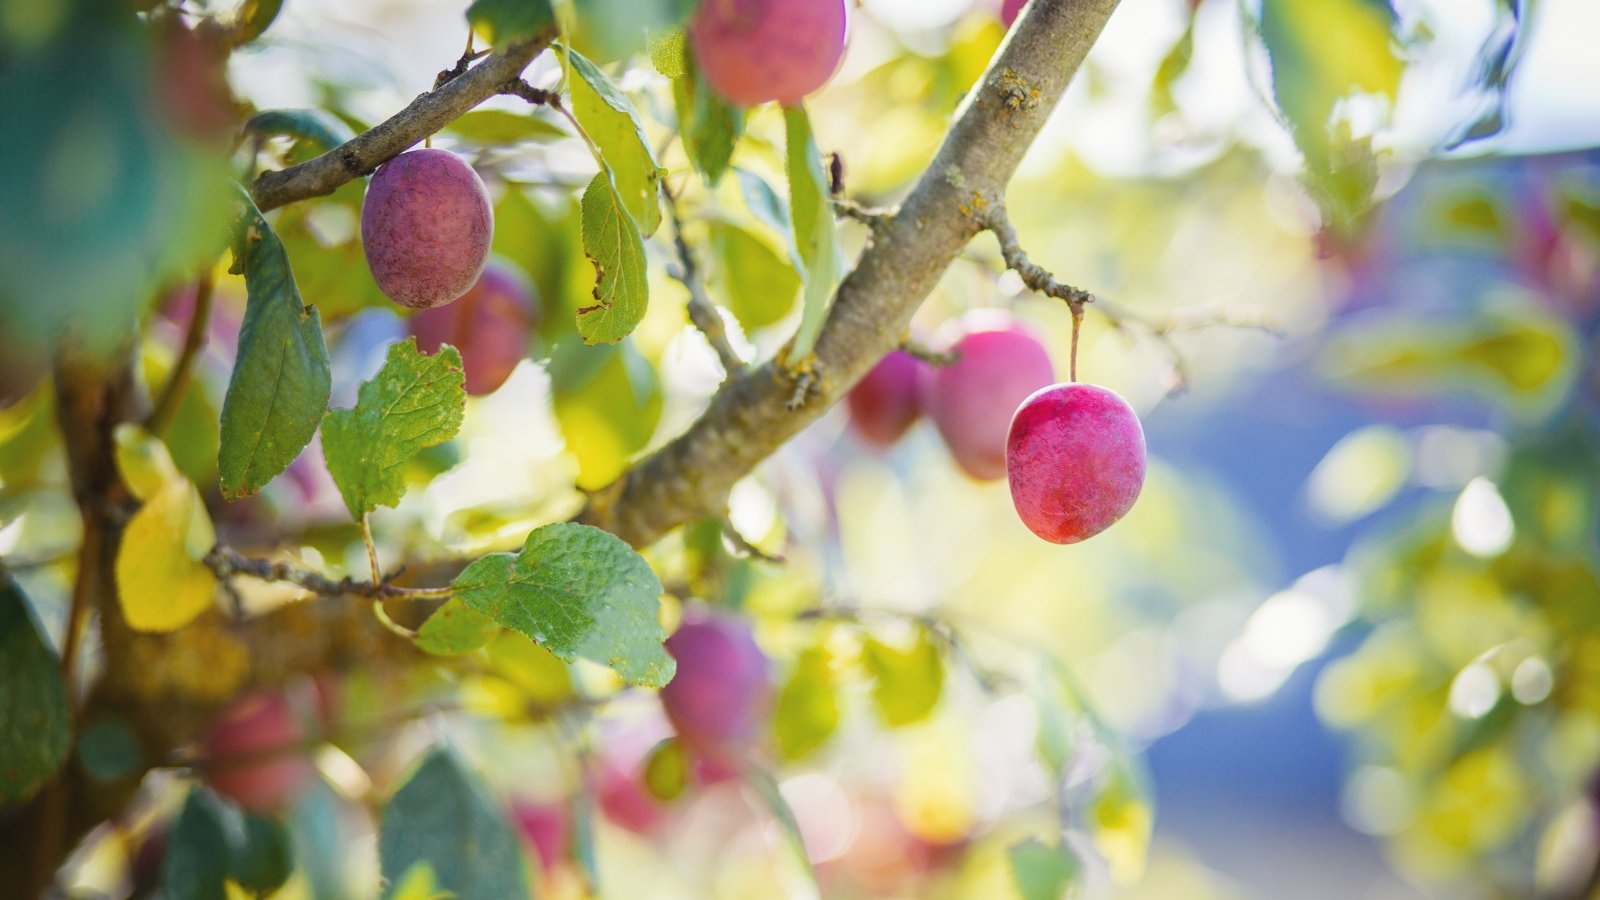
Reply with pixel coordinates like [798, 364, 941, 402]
[921, 311, 1055, 481]
[1006, 382, 1146, 544]
[201, 690, 315, 813]
[846, 349, 924, 448]
[407, 259, 537, 396]
[361, 148, 493, 309]
[1000, 0, 1027, 27]
[659, 608, 771, 755]
[689, 0, 848, 106]
[511, 801, 570, 873]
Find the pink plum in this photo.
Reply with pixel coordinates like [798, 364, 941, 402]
[512, 801, 570, 873]
[689, 0, 848, 106]
[595, 752, 672, 835]
[361, 148, 493, 309]
[407, 259, 537, 396]
[659, 608, 771, 755]
[846, 349, 924, 448]
[201, 690, 316, 813]
[1001, 0, 1027, 27]
[921, 311, 1055, 481]
[1006, 382, 1146, 544]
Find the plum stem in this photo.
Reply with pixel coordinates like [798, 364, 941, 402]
[146, 270, 216, 436]
[662, 180, 747, 377]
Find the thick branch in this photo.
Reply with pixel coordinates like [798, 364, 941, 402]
[248, 31, 556, 212]
[581, 0, 1122, 547]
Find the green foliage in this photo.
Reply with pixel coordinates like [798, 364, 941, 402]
[782, 106, 843, 361]
[0, 575, 69, 803]
[241, 108, 354, 156]
[709, 221, 799, 331]
[467, 0, 556, 48]
[444, 108, 566, 144]
[863, 629, 944, 728]
[642, 736, 689, 801]
[577, 172, 651, 344]
[673, 60, 745, 186]
[417, 597, 501, 658]
[219, 188, 332, 501]
[0, 12, 233, 352]
[569, 0, 699, 61]
[451, 523, 675, 687]
[568, 49, 664, 236]
[163, 788, 293, 900]
[322, 339, 466, 520]
[1008, 838, 1078, 900]
[379, 746, 530, 900]
[773, 643, 840, 760]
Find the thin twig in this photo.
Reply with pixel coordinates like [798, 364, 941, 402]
[203, 544, 455, 601]
[663, 183, 746, 377]
[147, 271, 215, 436]
[898, 337, 959, 367]
[832, 196, 893, 230]
[59, 525, 100, 712]
[722, 518, 783, 564]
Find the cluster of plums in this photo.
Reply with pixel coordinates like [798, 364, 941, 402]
[846, 311, 1147, 544]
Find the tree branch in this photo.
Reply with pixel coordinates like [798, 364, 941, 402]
[663, 184, 746, 377]
[248, 31, 556, 212]
[580, 0, 1123, 547]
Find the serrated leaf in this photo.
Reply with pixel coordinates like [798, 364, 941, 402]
[711, 221, 800, 331]
[773, 644, 839, 760]
[568, 49, 663, 236]
[164, 789, 244, 900]
[467, 0, 556, 48]
[218, 188, 332, 501]
[577, 172, 650, 344]
[242, 108, 354, 156]
[417, 597, 501, 657]
[674, 61, 745, 186]
[114, 422, 182, 502]
[380, 746, 530, 900]
[1008, 838, 1078, 900]
[451, 523, 674, 687]
[116, 478, 219, 633]
[783, 106, 843, 361]
[444, 108, 566, 144]
[0, 575, 70, 804]
[648, 27, 688, 78]
[863, 630, 944, 728]
[321, 338, 465, 520]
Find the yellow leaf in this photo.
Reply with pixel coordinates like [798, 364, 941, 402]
[116, 478, 218, 632]
[113, 422, 180, 501]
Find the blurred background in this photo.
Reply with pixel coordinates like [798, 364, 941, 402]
[2, 0, 1598, 897]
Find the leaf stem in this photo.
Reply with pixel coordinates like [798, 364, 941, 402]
[146, 271, 215, 436]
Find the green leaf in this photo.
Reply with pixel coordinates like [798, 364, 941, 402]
[242, 108, 354, 156]
[783, 106, 843, 361]
[390, 862, 453, 900]
[711, 221, 800, 331]
[863, 629, 944, 728]
[675, 61, 745, 186]
[1008, 838, 1078, 900]
[218, 188, 332, 501]
[444, 108, 567, 144]
[163, 788, 242, 900]
[417, 597, 501, 658]
[736, 167, 795, 243]
[379, 746, 530, 900]
[648, 27, 688, 78]
[467, 0, 556, 48]
[288, 779, 348, 900]
[642, 736, 689, 801]
[232, 814, 294, 896]
[451, 523, 675, 687]
[577, 172, 650, 344]
[115, 477, 219, 633]
[235, 0, 286, 44]
[321, 338, 466, 520]
[0, 575, 69, 804]
[568, 49, 664, 236]
[773, 644, 839, 760]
